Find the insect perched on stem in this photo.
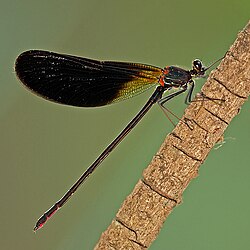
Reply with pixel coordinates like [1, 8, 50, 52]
[15, 50, 221, 231]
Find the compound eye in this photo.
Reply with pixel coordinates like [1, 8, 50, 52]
[193, 59, 202, 71]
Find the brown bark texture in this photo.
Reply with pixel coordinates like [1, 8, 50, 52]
[94, 21, 250, 250]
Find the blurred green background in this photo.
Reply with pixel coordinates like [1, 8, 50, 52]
[0, 0, 249, 249]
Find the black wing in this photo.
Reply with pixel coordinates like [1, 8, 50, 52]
[15, 50, 162, 107]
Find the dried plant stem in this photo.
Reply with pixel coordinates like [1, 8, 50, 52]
[94, 21, 250, 250]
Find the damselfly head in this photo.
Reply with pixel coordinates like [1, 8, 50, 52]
[190, 59, 206, 77]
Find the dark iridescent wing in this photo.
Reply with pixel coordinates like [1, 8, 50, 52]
[15, 50, 162, 107]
